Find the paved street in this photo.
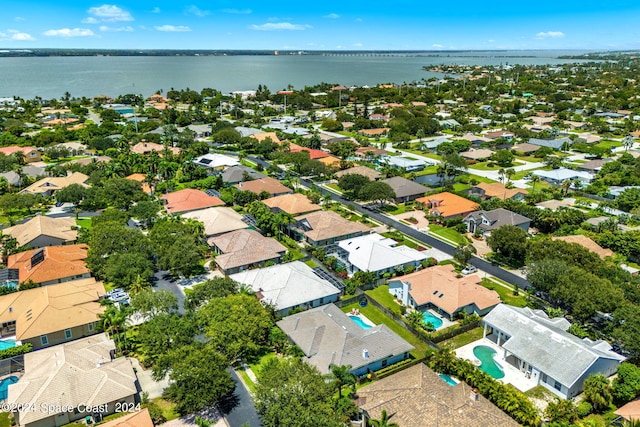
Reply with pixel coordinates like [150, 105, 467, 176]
[153, 271, 186, 314]
[222, 369, 263, 427]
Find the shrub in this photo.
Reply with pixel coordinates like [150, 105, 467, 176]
[0, 343, 33, 360]
[576, 401, 593, 418]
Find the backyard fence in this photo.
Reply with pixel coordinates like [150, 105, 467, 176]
[432, 320, 481, 344]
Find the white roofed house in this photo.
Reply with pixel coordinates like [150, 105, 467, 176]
[230, 261, 340, 317]
[335, 233, 428, 278]
[482, 304, 625, 399]
[463, 208, 531, 237]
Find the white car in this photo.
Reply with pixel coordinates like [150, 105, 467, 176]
[461, 265, 477, 275]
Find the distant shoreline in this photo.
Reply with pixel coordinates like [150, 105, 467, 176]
[0, 48, 599, 58]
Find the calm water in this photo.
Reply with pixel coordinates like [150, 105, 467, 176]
[0, 50, 590, 99]
[473, 345, 505, 379]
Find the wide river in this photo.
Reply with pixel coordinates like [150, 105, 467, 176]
[0, 50, 590, 99]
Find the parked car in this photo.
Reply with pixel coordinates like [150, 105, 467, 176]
[461, 265, 477, 275]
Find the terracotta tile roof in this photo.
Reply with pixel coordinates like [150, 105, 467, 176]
[358, 128, 390, 136]
[210, 229, 286, 272]
[335, 165, 381, 181]
[20, 172, 89, 195]
[615, 398, 640, 421]
[100, 409, 154, 427]
[474, 182, 528, 200]
[400, 265, 500, 315]
[288, 143, 331, 159]
[358, 363, 520, 427]
[355, 146, 388, 157]
[262, 193, 321, 215]
[7, 244, 90, 285]
[235, 177, 293, 197]
[294, 210, 370, 242]
[3, 215, 78, 247]
[125, 173, 152, 194]
[460, 149, 494, 160]
[552, 235, 615, 259]
[161, 189, 225, 214]
[416, 192, 479, 218]
[317, 155, 341, 166]
[8, 333, 137, 426]
[0, 146, 39, 157]
[485, 130, 515, 139]
[0, 278, 105, 341]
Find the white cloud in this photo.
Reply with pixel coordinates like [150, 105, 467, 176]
[432, 43, 443, 48]
[221, 8, 252, 14]
[99, 25, 133, 32]
[536, 31, 565, 39]
[324, 13, 340, 19]
[151, 7, 161, 13]
[352, 42, 363, 47]
[8, 29, 35, 40]
[250, 22, 311, 31]
[488, 39, 495, 43]
[155, 25, 192, 32]
[86, 4, 133, 22]
[82, 17, 99, 24]
[185, 5, 210, 17]
[14, 17, 25, 22]
[43, 28, 95, 37]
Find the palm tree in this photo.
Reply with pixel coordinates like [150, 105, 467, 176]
[329, 364, 356, 397]
[368, 409, 399, 427]
[498, 168, 506, 184]
[529, 175, 541, 193]
[623, 135, 635, 152]
[99, 304, 129, 352]
[505, 168, 515, 185]
[561, 179, 572, 197]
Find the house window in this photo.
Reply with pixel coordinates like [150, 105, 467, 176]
[382, 359, 388, 368]
[554, 381, 562, 391]
[64, 329, 72, 340]
[40, 335, 48, 346]
[88, 322, 94, 332]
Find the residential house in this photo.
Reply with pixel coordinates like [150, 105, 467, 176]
[20, 172, 89, 197]
[235, 177, 293, 198]
[161, 188, 225, 214]
[8, 333, 138, 427]
[277, 303, 414, 376]
[577, 159, 611, 173]
[388, 265, 501, 320]
[3, 215, 78, 248]
[512, 143, 541, 155]
[0, 171, 21, 187]
[99, 409, 154, 427]
[357, 363, 520, 427]
[532, 168, 594, 185]
[65, 155, 112, 168]
[288, 143, 331, 160]
[250, 131, 281, 145]
[482, 304, 625, 399]
[220, 165, 266, 185]
[193, 153, 240, 173]
[358, 128, 390, 137]
[262, 193, 321, 216]
[125, 173, 152, 194]
[463, 208, 531, 236]
[382, 177, 428, 203]
[0, 278, 105, 349]
[416, 192, 479, 219]
[485, 130, 515, 141]
[615, 398, 640, 423]
[468, 182, 528, 201]
[552, 235, 614, 259]
[528, 137, 572, 150]
[289, 210, 370, 246]
[181, 207, 248, 239]
[20, 165, 47, 179]
[130, 141, 180, 156]
[460, 149, 494, 161]
[7, 244, 91, 287]
[0, 146, 41, 163]
[209, 229, 287, 275]
[461, 133, 491, 146]
[354, 146, 388, 160]
[230, 261, 340, 317]
[334, 166, 381, 181]
[379, 155, 429, 171]
[335, 233, 428, 277]
[419, 136, 451, 150]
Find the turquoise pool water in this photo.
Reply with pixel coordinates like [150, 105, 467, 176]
[0, 376, 18, 400]
[439, 374, 457, 386]
[473, 346, 505, 379]
[349, 315, 372, 330]
[421, 311, 443, 329]
[0, 339, 16, 351]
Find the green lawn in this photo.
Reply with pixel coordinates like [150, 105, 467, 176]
[151, 398, 180, 422]
[594, 139, 622, 150]
[415, 165, 439, 175]
[459, 173, 497, 184]
[305, 259, 319, 268]
[238, 369, 256, 394]
[438, 327, 484, 350]
[325, 183, 343, 193]
[428, 224, 468, 245]
[381, 231, 419, 249]
[76, 217, 92, 230]
[248, 352, 277, 378]
[452, 183, 471, 192]
[366, 285, 403, 316]
[0, 412, 10, 427]
[341, 302, 429, 358]
[469, 161, 525, 171]
[481, 278, 528, 307]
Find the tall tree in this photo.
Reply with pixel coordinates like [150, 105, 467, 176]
[369, 409, 400, 427]
[583, 374, 613, 413]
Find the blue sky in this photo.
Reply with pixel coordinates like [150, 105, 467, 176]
[1, 1, 639, 50]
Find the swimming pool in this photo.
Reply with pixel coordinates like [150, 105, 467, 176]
[439, 373, 458, 386]
[421, 311, 443, 329]
[0, 376, 18, 401]
[349, 315, 372, 330]
[0, 339, 16, 351]
[473, 346, 505, 379]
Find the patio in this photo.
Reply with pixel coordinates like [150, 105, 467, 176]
[455, 337, 538, 392]
[420, 308, 456, 331]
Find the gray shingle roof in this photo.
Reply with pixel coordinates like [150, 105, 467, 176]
[464, 208, 531, 231]
[528, 137, 572, 150]
[484, 304, 625, 388]
[277, 304, 414, 374]
[382, 176, 429, 198]
[220, 165, 266, 184]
